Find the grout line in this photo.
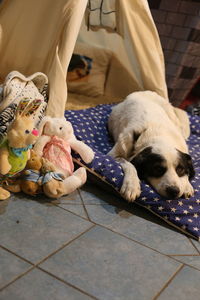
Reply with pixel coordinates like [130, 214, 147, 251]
[0, 245, 34, 266]
[0, 225, 95, 292]
[5, 200, 197, 270]
[54, 202, 92, 222]
[91, 222, 196, 260]
[188, 238, 200, 254]
[42, 197, 198, 262]
[0, 265, 36, 292]
[78, 189, 93, 222]
[91, 223, 200, 272]
[35, 224, 96, 267]
[37, 266, 99, 300]
[168, 256, 200, 272]
[169, 254, 200, 257]
[152, 264, 184, 300]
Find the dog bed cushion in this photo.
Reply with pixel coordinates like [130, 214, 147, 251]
[65, 104, 200, 240]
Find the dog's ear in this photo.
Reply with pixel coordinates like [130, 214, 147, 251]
[178, 151, 195, 179]
[183, 153, 195, 179]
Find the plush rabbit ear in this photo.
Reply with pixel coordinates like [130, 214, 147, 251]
[16, 98, 30, 117]
[37, 116, 52, 136]
[22, 99, 42, 117]
[16, 99, 42, 118]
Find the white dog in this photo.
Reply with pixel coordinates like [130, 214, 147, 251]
[108, 91, 195, 202]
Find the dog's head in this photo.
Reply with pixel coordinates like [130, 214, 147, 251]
[131, 146, 195, 199]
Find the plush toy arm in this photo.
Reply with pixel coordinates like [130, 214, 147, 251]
[34, 135, 51, 156]
[0, 147, 11, 175]
[70, 139, 94, 163]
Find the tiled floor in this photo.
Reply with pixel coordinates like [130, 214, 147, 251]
[0, 182, 200, 300]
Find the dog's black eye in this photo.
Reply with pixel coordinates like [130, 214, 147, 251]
[151, 165, 166, 177]
[25, 130, 30, 134]
[59, 127, 63, 130]
[176, 164, 185, 177]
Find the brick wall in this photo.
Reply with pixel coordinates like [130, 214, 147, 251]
[148, 0, 200, 106]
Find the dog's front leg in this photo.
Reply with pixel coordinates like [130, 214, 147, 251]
[117, 158, 141, 202]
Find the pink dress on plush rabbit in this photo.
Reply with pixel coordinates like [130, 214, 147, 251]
[42, 135, 74, 176]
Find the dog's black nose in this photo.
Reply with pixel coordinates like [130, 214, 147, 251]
[166, 186, 180, 199]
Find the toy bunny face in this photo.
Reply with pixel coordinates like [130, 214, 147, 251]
[42, 118, 74, 140]
[7, 99, 41, 148]
[7, 117, 39, 148]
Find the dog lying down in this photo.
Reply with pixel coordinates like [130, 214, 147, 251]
[108, 91, 195, 202]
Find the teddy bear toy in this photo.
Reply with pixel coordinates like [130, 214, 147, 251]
[20, 149, 43, 196]
[0, 99, 41, 200]
[40, 157, 87, 198]
[33, 116, 94, 197]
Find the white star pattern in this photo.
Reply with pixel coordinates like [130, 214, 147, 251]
[153, 197, 159, 202]
[141, 197, 147, 201]
[193, 227, 199, 231]
[171, 207, 177, 213]
[158, 206, 164, 211]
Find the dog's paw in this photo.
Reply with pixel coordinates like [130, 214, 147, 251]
[182, 183, 194, 199]
[120, 177, 141, 202]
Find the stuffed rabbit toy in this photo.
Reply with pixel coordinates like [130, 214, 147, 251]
[0, 99, 41, 200]
[33, 116, 94, 197]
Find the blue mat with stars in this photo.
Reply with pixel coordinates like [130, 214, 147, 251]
[65, 104, 200, 240]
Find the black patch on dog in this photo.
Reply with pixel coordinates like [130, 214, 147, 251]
[177, 150, 195, 180]
[131, 146, 167, 179]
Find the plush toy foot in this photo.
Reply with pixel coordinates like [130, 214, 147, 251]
[73, 167, 87, 185]
[3, 183, 21, 193]
[61, 167, 87, 196]
[0, 187, 11, 200]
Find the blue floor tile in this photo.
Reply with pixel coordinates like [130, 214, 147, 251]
[40, 226, 181, 300]
[0, 194, 93, 263]
[84, 201, 198, 255]
[0, 268, 94, 300]
[170, 255, 200, 270]
[157, 266, 200, 300]
[0, 247, 31, 289]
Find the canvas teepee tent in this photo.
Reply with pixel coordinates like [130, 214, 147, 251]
[0, 0, 168, 117]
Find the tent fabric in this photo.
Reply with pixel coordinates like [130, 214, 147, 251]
[0, 0, 168, 118]
[0, 0, 88, 117]
[65, 104, 200, 240]
[86, 0, 168, 100]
